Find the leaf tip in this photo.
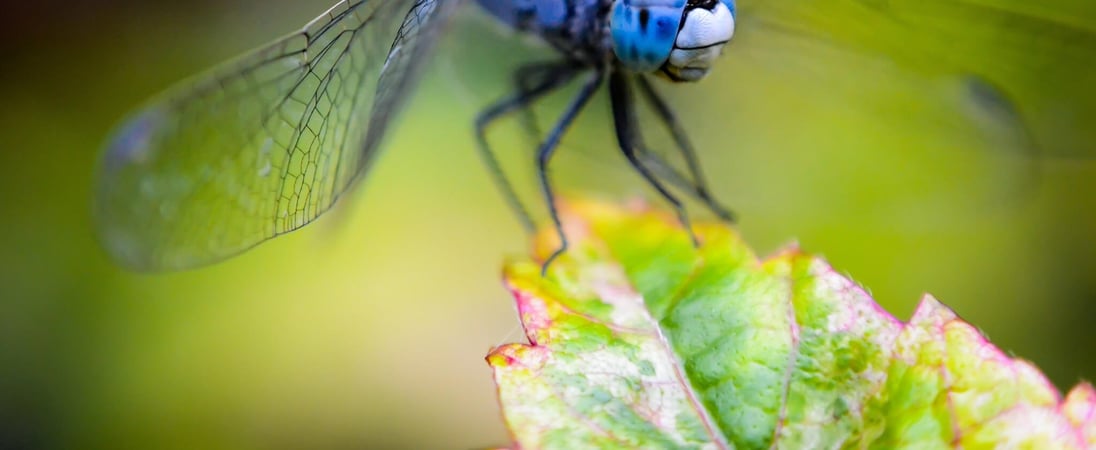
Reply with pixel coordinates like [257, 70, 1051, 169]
[910, 294, 957, 322]
[487, 344, 547, 370]
[1062, 382, 1096, 444]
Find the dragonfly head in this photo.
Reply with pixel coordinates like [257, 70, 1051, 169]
[610, 0, 736, 82]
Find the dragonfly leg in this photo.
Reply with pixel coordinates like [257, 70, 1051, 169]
[635, 151, 710, 204]
[511, 61, 563, 145]
[633, 145, 733, 225]
[635, 76, 736, 222]
[610, 72, 699, 247]
[537, 70, 605, 275]
[475, 62, 578, 232]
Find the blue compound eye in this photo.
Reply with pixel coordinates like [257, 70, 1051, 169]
[610, 0, 688, 72]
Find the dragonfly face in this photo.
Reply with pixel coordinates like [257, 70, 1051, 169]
[610, 0, 736, 81]
[473, 0, 739, 272]
[474, 0, 736, 78]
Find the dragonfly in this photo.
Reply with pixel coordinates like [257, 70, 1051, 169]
[94, 0, 736, 271]
[94, 0, 1096, 271]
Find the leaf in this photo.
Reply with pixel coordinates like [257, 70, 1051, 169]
[486, 200, 1096, 449]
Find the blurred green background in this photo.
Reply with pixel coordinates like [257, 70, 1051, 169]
[1, 0, 1094, 448]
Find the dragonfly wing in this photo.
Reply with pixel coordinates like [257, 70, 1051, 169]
[95, 0, 457, 271]
[734, 0, 1096, 157]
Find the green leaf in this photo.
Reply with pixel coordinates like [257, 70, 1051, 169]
[487, 200, 1096, 449]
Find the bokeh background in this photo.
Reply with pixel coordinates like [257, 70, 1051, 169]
[2, 0, 1094, 448]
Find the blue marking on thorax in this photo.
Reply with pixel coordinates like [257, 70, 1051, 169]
[475, 0, 611, 62]
[475, 0, 570, 30]
[610, 0, 686, 72]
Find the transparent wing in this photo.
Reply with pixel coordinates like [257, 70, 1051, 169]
[731, 0, 1096, 157]
[94, 0, 457, 271]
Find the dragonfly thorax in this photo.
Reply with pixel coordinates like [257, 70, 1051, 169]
[610, 0, 735, 81]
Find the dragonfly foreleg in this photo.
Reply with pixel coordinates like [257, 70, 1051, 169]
[536, 70, 604, 275]
[609, 71, 699, 247]
[475, 61, 579, 232]
[635, 76, 736, 222]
